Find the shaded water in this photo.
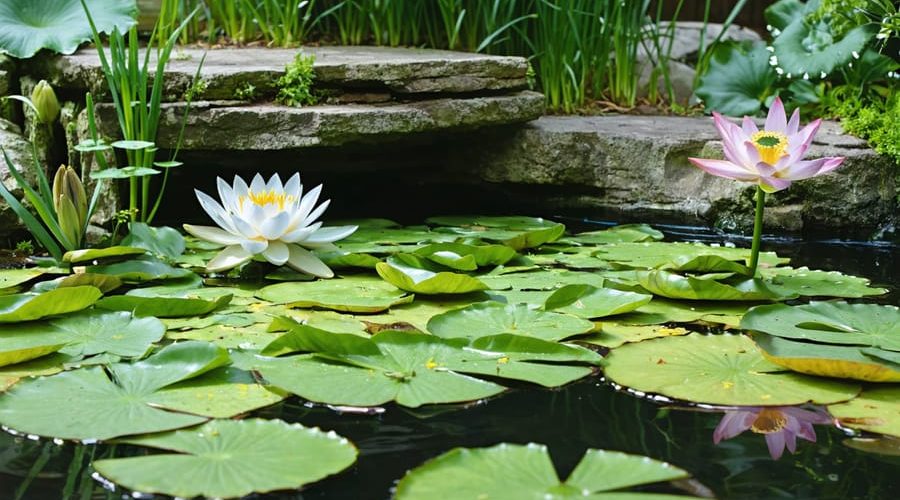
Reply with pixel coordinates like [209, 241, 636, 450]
[1, 220, 898, 499]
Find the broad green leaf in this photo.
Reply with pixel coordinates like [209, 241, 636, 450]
[603, 333, 860, 405]
[753, 333, 900, 383]
[330, 294, 486, 333]
[0, 269, 43, 290]
[4, 310, 164, 358]
[427, 215, 565, 250]
[663, 255, 750, 275]
[636, 271, 785, 301]
[256, 275, 413, 313]
[31, 273, 124, 294]
[543, 285, 652, 318]
[74, 139, 112, 153]
[0, 341, 230, 440]
[0, 353, 69, 391]
[395, 443, 693, 499]
[764, 0, 809, 31]
[0, 341, 64, 368]
[316, 250, 382, 269]
[87, 257, 194, 283]
[829, 387, 900, 439]
[561, 224, 663, 245]
[110, 140, 156, 150]
[592, 242, 786, 270]
[414, 242, 517, 268]
[0, 286, 102, 323]
[90, 167, 160, 179]
[125, 273, 205, 296]
[166, 323, 279, 350]
[376, 254, 488, 295]
[695, 41, 777, 116]
[93, 418, 357, 498]
[147, 367, 285, 417]
[62, 246, 146, 263]
[427, 302, 595, 341]
[760, 267, 887, 298]
[0, 0, 136, 58]
[614, 298, 752, 326]
[342, 226, 449, 245]
[773, 20, 876, 77]
[580, 323, 691, 349]
[122, 223, 186, 260]
[96, 294, 232, 318]
[741, 302, 900, 352]
[481, 269, 606, 291]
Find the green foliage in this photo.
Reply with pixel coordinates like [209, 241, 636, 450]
[276, 53, 318, 107]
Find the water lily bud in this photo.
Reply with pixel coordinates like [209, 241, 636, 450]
[30, 80, 60, 124]
[53, 165, 87, 247]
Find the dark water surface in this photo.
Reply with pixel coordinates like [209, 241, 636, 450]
[1, 220, 898, 499]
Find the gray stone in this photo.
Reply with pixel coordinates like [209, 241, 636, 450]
[94, 91, 545, 150]
[466, 115, 896, 238]
[36, 46, 529, 102]
[637, 60, 696, 106]
[0, 118, 36, 237]
[641, 22, 763, 62]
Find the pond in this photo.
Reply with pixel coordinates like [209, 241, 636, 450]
[0, 217, 896, 500]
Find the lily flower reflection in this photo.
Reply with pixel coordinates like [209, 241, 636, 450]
[713, 406, 832, 459]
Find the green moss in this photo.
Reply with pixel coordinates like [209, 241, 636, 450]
[276, 53, 317, 107]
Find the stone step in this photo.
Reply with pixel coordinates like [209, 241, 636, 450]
[38, 46, 528, 101]
[92, 91, 544, 150]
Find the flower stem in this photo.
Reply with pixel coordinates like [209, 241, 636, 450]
[748, 186, 766, 277]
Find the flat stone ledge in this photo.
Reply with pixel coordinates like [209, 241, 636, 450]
[38, 46, 528, 101]
[93, 91, 544, 150]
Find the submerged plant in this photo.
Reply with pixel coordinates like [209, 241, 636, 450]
[688, 98, 844, 276]
[713, 406, 832, 460]
[183, 173, 356, 276]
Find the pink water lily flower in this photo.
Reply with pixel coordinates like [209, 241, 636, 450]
[713, 406, 832, 460]
[689, 97, 844, 192]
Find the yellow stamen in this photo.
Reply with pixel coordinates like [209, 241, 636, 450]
[750, 408, 788, 434]
[238, 189, 295, 211]
[751, 131, 789, 166]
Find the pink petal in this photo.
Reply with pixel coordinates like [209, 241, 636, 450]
[787, 108, 800, 135]
[787, 119, 821, 159]
[765, 97, 787, 134]
[689, 158, 759, 182]
[743, 141, 762, 165]
[742, 116, 759, 136]
[759, 175, 792, 193]
[714, 411, 756, 443]
[765, 431, 787, 460]
[778, 157, 844, 181]
[783, 429, 798, 454]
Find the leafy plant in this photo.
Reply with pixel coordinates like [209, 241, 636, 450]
[276, 53, 318, 106]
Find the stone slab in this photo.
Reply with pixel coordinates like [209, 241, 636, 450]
[37, 46, 528, 101]
[93, 91, 544, 150]
[0, 119, 36, 236]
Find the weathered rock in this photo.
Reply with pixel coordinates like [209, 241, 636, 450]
[0, 54, 16, 122]
[637, 60, 696, 106]
[464, 116, 896, 238]
[35, 46, 529, 102]
[94, 91, 545, 150]
[640, 22, 763, 62]
[0, 119, 36, 237]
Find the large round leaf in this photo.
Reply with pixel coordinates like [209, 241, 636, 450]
[0, 0, 137, 58]
[828, 387, 900, 439]
[426, 215, 565, 250]
[603, 333, 860, 405]
[87, 257, 194, 283]
[592, 242, 786, 270]
[62, 246, 146, 264]
[760, 267, 886, 298]
[95, 293, 232, 318]
[0, 286, 102, 323]
[93, 418, 357, 498]
[753, 333, 900, 383]
[543, 284, 652, 319]
[614, 298, 752, 326]
[695, 41, 777, 116]
[0, 269, 44, 290]
[773, 19, 875, 77]
[414, 242, 517, 269]
[256, 276, 413, 313]
[481, 269, 606, 291]
[562, 224, 663, 245]
[427, 302, 595, 341]
[396, 443, 694, 499]
[376, 254, 488, 295]
[636, 271, 784, 301]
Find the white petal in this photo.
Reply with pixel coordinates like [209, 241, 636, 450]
[245, 203, 268, 231]
[282, 221, 322, 243]
[295, 184, 322, 222]
[286, 244, 334, 278]
[230, 214, 260, 239]
[260, 211, 292, 240]
[241, 239, 268, 254]
[216, 177, 238, 213]
[305, 225, 358, 244]
[183, 224, 242, 245]
[196, 190, 237, 233]
[284, 173, 302, 199]
[233, 175, 250, 198]
[207, 245, 252, 272]
[266, 173, 283, 192]
[302, 199, 331, 227]
[250, 173, 266, 194]
[262, 240, 290, 266]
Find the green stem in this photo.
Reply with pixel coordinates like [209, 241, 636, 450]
[748, 185, 766, 277]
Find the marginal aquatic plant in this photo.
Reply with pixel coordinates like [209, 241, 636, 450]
[183, 173, 357, 276]
[276, 53, 318, 107]
[688, 97, 844, 276]
[713, 405, 832, 460]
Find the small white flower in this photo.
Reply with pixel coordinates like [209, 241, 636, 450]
[184, 173, 356, 276]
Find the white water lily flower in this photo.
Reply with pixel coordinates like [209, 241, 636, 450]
[184, 173, 356, 277]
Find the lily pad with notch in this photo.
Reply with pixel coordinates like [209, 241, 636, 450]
[0, 286, 102, 323]
[636, 270, 786, 301]
[426, 215, 565, 250]
[560, 224, 664, 245]
[95, 294, 232, 318]
[759, 267, 887, 298]
[87, 257, 194, 283]
[752, 333, 900, 383]
[427, 301, 595, 341]
[543, 284, 653, 319]
[828, 387, 900, 439]
[256, 275, 413, 313]
[376, 254, 488, 295]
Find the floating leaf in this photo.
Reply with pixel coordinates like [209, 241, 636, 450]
[93, 418, 357, 498]
[543, 284, 652, 319]
[753, 333, 900, 383]
[74, 139, 112, 153]
[31, 273, 124, 294]
[562, 224, 664, 245]
[427, 302, 595, 341]
[87, 257, 194, 283]
[603, 333, 860, 405]
[481, 269, 606, 291]
[0, 269, 44, 290]
[256, 275, 413, 313]
[0, 342, 229, 440]
[593, 242, 786, 270]
[427, 216, 565, 250]
[0, 340, 64, 369]
[152, 161, 183, 168]
[580, 323, 691, 349]
[0, 354, 69, 392]
[376, 254, 487, 295]
[90, 167, 160, 179]
[147, 367, 285, 418]
[0, 286, 102, 323]
[614, 298, 752, 326]
[636, 271, 785, 301]
[96, 294, 232, 318]
[414, 242, 517, 269]
[760, 267, 887, 298]
[122, 223, 186, 260]
[396, 443, 693, 499]
[63, 246, 146, 264]
[829, 387, 900, 439]
[110, 140, 156, 150]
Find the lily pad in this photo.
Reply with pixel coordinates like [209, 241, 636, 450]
[636, 271, 784, 301]
[62, 246, 146, 264]
[96, 294, 232, 318]
[31, 273, 124, 294]
[396, 443, 694, 499]
[0, 339, 64, 369]
[593, 242, 786, 270]
[427, 216, 566, 250]
[614, 298, 752, 326]
[0, 342, 229, 440]
[603, 333, 860, 405]
[87, 257, 194, 283]
[256, 275, 413, 313]
[0, 286, 102, 323]
[376, 254, 488, 295]
[90, 167, 159, 179]
[753, 333, 900, 383]
[580, 323, 691, 349]
[562, 224, 664, 245]
[828, 387, 900, 439]
[543, 284, 652, 319]
[92, 418, 357, 498]
[760, 267, 887, 298]
[481, 269, 606, 291]
[0, 269, 44, 290]
[427, 302, 595, 341]
[147, 367, 285, 418]
[0, 354, 69, 391]
[122, 223, 186, 260]
[414, 242, 517, 269]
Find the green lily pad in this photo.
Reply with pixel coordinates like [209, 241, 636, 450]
[0, 353, 69, 391]
[580, 323, 691, 349]
[592, 242, 786, 270]
[0, 340, 64, 369]
[3, 310, 164, 359]
[395, 443, 694, 499]
[414, 242, 517, 269]
[603, 333, 860, 405]
[147, 367, 285, 418]
[636, 271, 784, 301]
[0, 286, 102, 323]
[773, 19, 875, 77]
[562, 224, 664, 245]
[110, 140, 156, 150]
[760, 267, 887, 298]
[753, 333, 900, 383]
[96, 294, 232, 318]
[31, 273, 124, 294]
[342, 226, 449, 246]
[166, 323, 279, 350]
[122, 223, 186, 260]
[427, 302, 595, 341]
[87, 257, 194, 283]
[741, 302, 900, 352]
[0, 341, 230, 440]
[0, 269, 44, 290]
[90, 167, 160, 179]
[92, 418, 357, 498]
[481, 269, 606, 291]
[544, 284, 652, 319]
[427, 216, 565, 250]
[256, 275, 413, 313]
[62, 246, 146, 264]
[125, 273, 205, 296]
[315, 250, 382, 269]
[376, 254, 488, 295]
[829, 387, 900, 439]
[614, 298, 752, 326]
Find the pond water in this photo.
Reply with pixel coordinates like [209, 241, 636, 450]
[1, 219, 897, 500]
